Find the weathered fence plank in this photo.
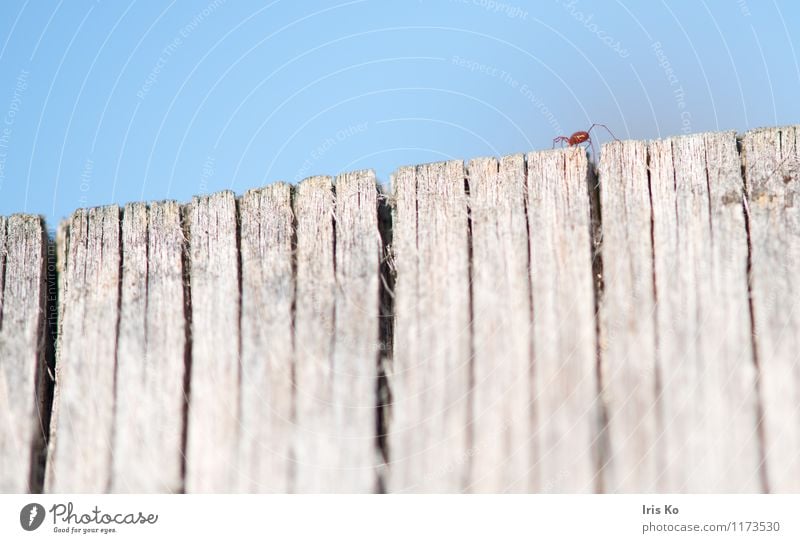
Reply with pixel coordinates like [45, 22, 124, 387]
[331, 170, 382, 491]
[741, 125, 800, 492]
[292, 172, 381, 492]
[526, 148, 599, 492]
[185, 192, 240, 492]
[237, 184, 294, 492]
[467, 155, 533, 492]
[112, 202, 187, 492]
[387, 161, 472, 492]
[597, 140, 660, 492]
[292, 175, 338, 492]
[46, 206, 120, 492]
[649, 132, 760, 491]
[3, 125, 800, 494]
[0, 215, 48, 492]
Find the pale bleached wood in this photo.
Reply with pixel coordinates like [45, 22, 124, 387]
[387, 161, 472, 492]
[649, 132, 760, 491]
[237, 183, 294, 492]
[0, 215, 48, 492]
[526, 147, 599, 492]
[331, 170, 381, 491]
[3, 128, 796, 494]
[112, 201, 186, 492]
[185, 192, 240, 492]
[597, 140, 660, 492]
[292, 175, 337, 492]
[741, 125, 800, 492]
[46, 206, 120, 492]
[467, 155, 533, 492]
[293, 173, 380, 492]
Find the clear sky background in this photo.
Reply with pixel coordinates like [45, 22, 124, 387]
[0, 0, 798, 226]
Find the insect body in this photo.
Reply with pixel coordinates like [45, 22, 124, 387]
[553, 123, 619, 159]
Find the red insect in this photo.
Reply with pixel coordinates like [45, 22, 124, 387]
[553, 124, 619, 159]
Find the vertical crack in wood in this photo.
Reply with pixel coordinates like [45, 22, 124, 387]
[43, 221, 67, 489]
[288, 186, 298, 493]
[375, 188, 394, 492]
[586, 157, 609, 493]
[645, 145, 666, 485]
[702, 145, 715, 241]
[106, 207, 124, 492]
[28, 221, 55, 493]
[330, 182, 338, 379]
[521, 154, 537, 491]
[178, 204, 193, 493]
[737, 134, 770, 493]
[463, 164, 475, 492]
[143, 208, 150, 354]
[0, 218, 7, 332]
[234, 198, 244, 436]
[669, 140, 681, 249]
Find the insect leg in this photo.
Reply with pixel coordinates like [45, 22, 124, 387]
[587, 123, 620, 142]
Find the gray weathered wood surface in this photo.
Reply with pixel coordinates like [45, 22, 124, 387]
[599, 133, 761, 492]
[650, 133, 760, 491]
[237, 183, 294, 492]
[330, 170, 381, 491]
[185, 192, 241, 492]
[526, 148, 599, 492]
[0, 215, 48, 493]
[112, 201, 186, 492]
[388, 161, 472, 492]
[46, 206, 120, 492]
[467, 154, 532, 492]
[597, 139, 660, 492]
[2, 125, 799, 493]
[741, 125, 800, 492]
[292, 176, 338, 492]
[293, 172, 381, 492]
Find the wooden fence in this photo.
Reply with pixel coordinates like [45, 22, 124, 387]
[1, 125, 798, 493]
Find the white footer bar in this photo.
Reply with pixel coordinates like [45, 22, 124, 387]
[2, 494, 796, 542]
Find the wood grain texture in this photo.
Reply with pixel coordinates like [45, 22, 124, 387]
[4, 126, 800, 494]
[46, 206, 120, 492]
[526, 147, 599, 492]
[112, 202, 186, 492]
[467, 155, 533, 492]
[649, 132, 760, 491]
[597, 140, 660, 492]
[185, 192, 240, 492]
[237, 183, 294, 492]
[292, 173, 380, 492]
[387, 161, 472, 492]
[741, 125, 800, 492]
[331, 170, 381, 491]
[292, 176, 337, 492]
[0, 215, 48, 492]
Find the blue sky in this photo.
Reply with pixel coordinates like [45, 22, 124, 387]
[0, 0, 798, 225]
